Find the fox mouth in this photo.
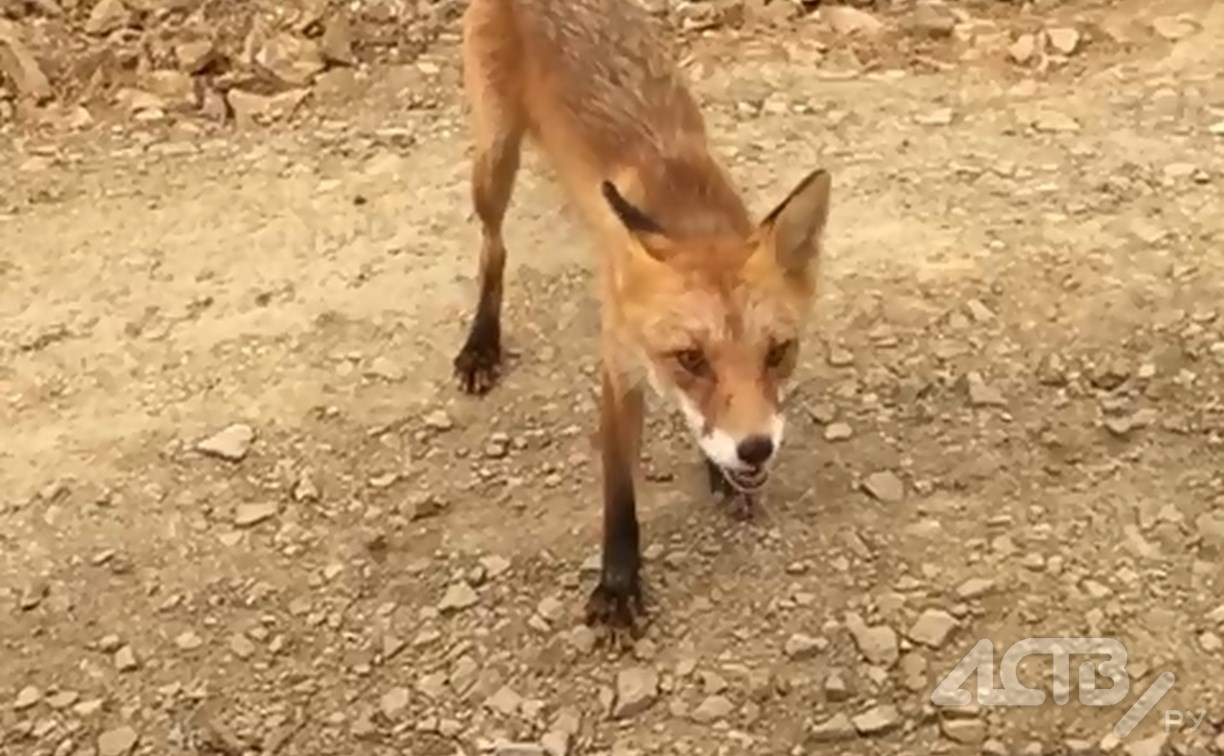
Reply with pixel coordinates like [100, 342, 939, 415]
[721, 465, 769, 494]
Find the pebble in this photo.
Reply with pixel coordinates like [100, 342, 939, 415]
[197, 423, 255, 461]
[1125, 734, 1167, 756]
[941, 717, 988, 744]
[488, 685, 524, 715]
[1009, 34, 1037, 64]
[824, 671, 850, 702]
[956, 577, 995, 599]
[97, 726, 139, 756]
[1151, 15, 1198, 41]
[418, 671, 448, 699]
[541, 730, 570, 756]
[852, 704, 901, 735]
[438, 582, 479, 612]
[908, 609, 959, 648]
[229, 633, 255, 659]
[1046, 27, 1080, 54]
[1199, 631, 1222, 653]
[47, 691, 79, 709]
[114, 645, 139, 672]
[234, 502, 278, 527]
[691, 695, 734, 723]
[14, 685, 41, 710]
[965, 371, 1006, 407]
[613, 667, 659, 718]
[380, 687, 410, 719]
[809, 712, 856, 742]
[822, 6, 884, 37]
[175, 631, 204, 650]
[862, 471, 905, 503]
[1034, 112, 1082, 133]
[424, 409, 454, 431]
[784, 633, 825, 660]
[481, 554, 512, 578]
[824, 422, 853, 441]
[844, 613, 899, 667]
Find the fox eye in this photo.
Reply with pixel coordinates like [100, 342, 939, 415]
[766, 339, 795, 368]
[674, 349, 709, 376]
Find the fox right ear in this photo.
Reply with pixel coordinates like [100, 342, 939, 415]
[758, 168, 831, 275]
[601, 180, 671, 263]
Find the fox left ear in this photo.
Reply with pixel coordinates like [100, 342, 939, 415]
[758, 168, 831, 274]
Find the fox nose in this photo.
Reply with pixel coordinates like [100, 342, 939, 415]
[736, 435, 774, 467]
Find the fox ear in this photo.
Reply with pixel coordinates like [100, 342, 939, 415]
[758, 169, 831, 275]
[601, 180, 671, 263]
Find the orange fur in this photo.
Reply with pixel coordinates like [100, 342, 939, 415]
[452, 0, 833, 638]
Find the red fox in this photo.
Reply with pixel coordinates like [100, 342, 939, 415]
[452, 0, 832, 640]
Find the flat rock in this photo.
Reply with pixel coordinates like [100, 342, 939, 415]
[908, 609, 958, 648]
[380, 687, 410, 719]
[823, 6, 884, 37]
[852, 704, 901, 735]
[956, 578, 995, 599]
[1125, 733, 1167, 756]
[613, 667, 659, 718]
[14, 685, 40, 710]
[1034, 111, 1081, 133]
[227, 88, 310, 128]
[197, 423, 255, 461]
[234, 502, 278, 527]
[0, 21, 53, 102]
[784, 633, 825, 660]
[824, 422, 853, 441]
[942, 717, 988, 744]
[1152, 15, 1198, 41]
[965, 371, 1006, 407]
[809, 712, 856, 742]
[691, 695, 734, 723]
[862, 471, 904, 503]
[541, 730, 570, 756]
[438, 582, 479, 612]
[97, 726, 139, 756]
[844, 612, 899, 667]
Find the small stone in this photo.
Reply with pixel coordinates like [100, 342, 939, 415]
[965, 298, 996, 323]
[784, 633, 825, 660]
[1034, 112, 1082, 133]
[541, 730, 570, 756]
[176, 38, 215, 73]
[229, 634, 255, 659]
[965, 371, 1006, 407]
[809, 712, 856, 742]
[321, 13, 355, 66]
[14, 685, 40, 711]
[197, 423, 255, 461]
[844, 613, 899, 667]
[1046, 27, 1080, 54]
[942, 717, 988, 744]
[234, 502, 278, 527]
[691, 695, 734, 724]
[98, 635, 123, 653]
[47, 691, 79, 709]
[537, 596, 565, 623]
[481, 554, 512, 578]
[1124, 734, 1167, 756]
[487, 685, 523, 715]
[613, 667, 659, 718]
[827, 346, 854, 367]
[908, 609, 958, 648]
[438, 582, 479, 612]
[1008, 34, 1037, 64]
[823, 6, 884, 37]
[97, 726, 139, 756]
[227, 88, 311, 128]
[982, 739, 1009, 756]
[852, 704, 901, 735]
[1152, 15, 1198, 41]
[417, 671, 448, 699]
[568, 625, 596, 654]
[74, 699, 105, 717]
[293, 474, 320, 502]
[85, 0, 129, 35]
[424, 409, 455, 431]
[824, 422, 853, 442]
[824, 672, 850, 702]
[175, 631, 204, 651]
[1199, 631, 1222, 653]
[956, 578, 995, 599]
[114, 646, 139, 672]
[380, 687, 410, 719]
[911, 2, 956, 38]
[862, 471, 904, 503]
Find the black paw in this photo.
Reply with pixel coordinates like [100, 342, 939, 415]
[584, 570, 646, 648]
[453, 324, 501, 395]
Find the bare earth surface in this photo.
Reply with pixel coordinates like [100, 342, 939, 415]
[4, 1, 1224, 755]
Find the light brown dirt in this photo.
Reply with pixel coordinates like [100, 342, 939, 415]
[3, 1, 1224, 755]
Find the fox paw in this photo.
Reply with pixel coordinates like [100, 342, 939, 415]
[584, 573, 646, 649]
[453, 334, 501, 395]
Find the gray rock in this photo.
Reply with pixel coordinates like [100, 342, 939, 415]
[97, 727, 139, 756]
[809, 712, 857, 742]
[852, 704, 901, 735]
[862, 471, 905, 503]
[613, 667, 659, 718]
[908, 609, 958, 648]
[197, 423, 255, 461]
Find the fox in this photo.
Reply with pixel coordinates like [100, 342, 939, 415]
[451, 0, 832, 639]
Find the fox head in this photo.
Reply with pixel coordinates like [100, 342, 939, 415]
[603, 168, 831, 494]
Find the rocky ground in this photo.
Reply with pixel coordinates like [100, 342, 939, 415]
[4, 0, 1224, 755]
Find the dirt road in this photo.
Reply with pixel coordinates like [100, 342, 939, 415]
[3, 1, 1224, 754]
